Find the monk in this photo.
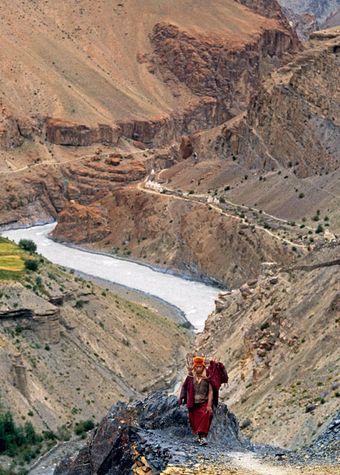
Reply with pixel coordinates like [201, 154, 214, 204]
[179, 356, 228, 445]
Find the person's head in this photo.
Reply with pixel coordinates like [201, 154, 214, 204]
[193, 356, 205, 375]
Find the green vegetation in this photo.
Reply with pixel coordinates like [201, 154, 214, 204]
[75, 300, 85, 309]
[18, 240, 37, 254]
[74, 419, 95, 436]
[315, 224, 324, 234]
[0, 411, 44, 463]
[0, 238, 26, 280]
[24, 259, 39, 272]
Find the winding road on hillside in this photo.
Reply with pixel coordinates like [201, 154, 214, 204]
[138, 178, 309, 250]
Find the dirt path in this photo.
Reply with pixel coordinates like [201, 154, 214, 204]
[0, 148, 150, 176]
[138, 179, 308, 250]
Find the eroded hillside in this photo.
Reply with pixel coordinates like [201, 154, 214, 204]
[197, 243, 340, 449]
[0, 239, 191, 432]
[157, 28, 340, 233]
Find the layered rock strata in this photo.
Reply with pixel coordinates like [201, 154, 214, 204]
[198, 28, 340, 177]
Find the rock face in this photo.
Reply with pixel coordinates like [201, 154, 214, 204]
[278, 0, 340, 27]
[55, 392, 244, 475]
[209, 28, 340, 177]
[44, 118, 121, 147]
[149, 19, 298, 120]
[54, 202, 111, 243]
[278, 0, 340, 40]
[0, 282, 61, 344]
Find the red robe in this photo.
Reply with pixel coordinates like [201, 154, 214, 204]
[179, 361, 228, 436]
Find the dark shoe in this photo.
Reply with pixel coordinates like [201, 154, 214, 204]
[199, 437, 208, 446]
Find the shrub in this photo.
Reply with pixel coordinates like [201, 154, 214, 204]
[298, 193, 305, 199]
[19, 239, 37, 253]
[219, 197, 226, 204]
[74, 420, 95, 436]
[315, 224, 324, 234]
[0, 412, 42, 458]
[24, 259, 39, 272]
[75, 300, 85, 309]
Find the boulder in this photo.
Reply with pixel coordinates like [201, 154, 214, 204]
[55, 391, 245, 475]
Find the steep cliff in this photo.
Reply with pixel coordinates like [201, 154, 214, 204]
[161, 27, 340, 230]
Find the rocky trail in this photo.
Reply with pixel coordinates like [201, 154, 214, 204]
[51, 392, 339, 475]
[139, 177, 310, 251]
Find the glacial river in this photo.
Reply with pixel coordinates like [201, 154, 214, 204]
[2, 223, 221, 330]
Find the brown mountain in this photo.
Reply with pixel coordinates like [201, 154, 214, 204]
[0, 0, 301, 287]
[53, 28, 340, 287]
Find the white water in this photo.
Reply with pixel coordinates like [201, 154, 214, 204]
[2, 223, 221, 330]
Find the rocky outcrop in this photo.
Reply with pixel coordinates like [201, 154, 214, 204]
[44, 118, 121, 146]
[55, 392, 244, 475]
[238, 0, 297, 30]
[149, 20, 298, 121]
[117, 97, 224, 146]
[0, 283, 61, 344]
[53, 202, 111, 243]
[281, 7, 318, 40]
[11, 353, 30, 400]
[213, 27, 340, 177]
[180, 136, 194, 159]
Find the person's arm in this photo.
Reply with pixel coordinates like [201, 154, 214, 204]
[179, 376, 188, 405]
[206, 383, 213, 414]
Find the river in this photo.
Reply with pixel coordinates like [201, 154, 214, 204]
[2, 223, 221, 330]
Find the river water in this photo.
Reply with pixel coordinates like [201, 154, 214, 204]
[2, 223, 221, 330]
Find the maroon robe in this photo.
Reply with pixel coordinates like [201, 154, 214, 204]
[179, 361, 228, 436]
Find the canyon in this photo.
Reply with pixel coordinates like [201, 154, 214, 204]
[0, 1, 339, 473]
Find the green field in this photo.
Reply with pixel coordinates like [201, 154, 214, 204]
[0, 237, 26, 280]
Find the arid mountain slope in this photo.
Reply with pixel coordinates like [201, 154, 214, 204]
[49, 28, 340, 287]
[0, 0, 299, 239]
[0, 0, 297, 148]
[161, 28, 340, 232]
[0, 249, 190, 432]
[53, 188, 296, 288]
[197, 243, 340, 449]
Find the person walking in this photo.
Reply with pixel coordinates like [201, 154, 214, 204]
[179, 356, 228, 446]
